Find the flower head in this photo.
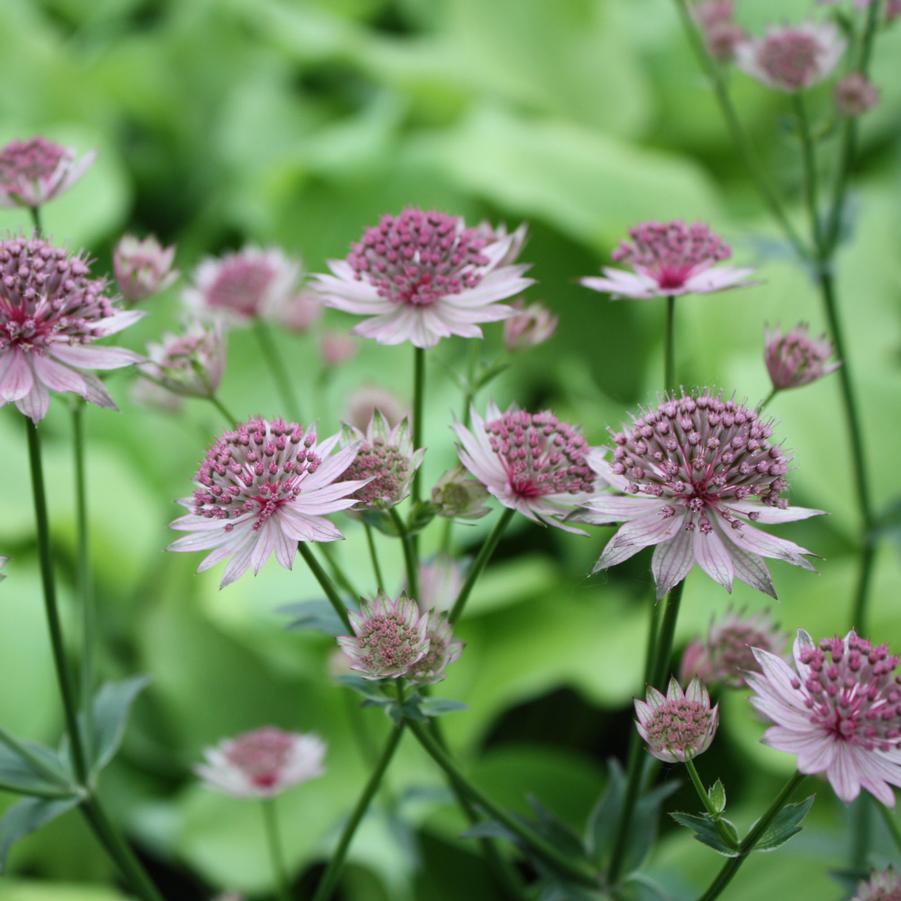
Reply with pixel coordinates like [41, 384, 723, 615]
[581, 391, 823, 599]
[581, 221, 754, 300]
[0, 238, 143, 422]
[168, 418, 367, 587]
[320, 331, 358, 366]
[431, 465, 491, 520]
[405, 611, 463, 685]
[736, 23, 845, 92]
[113, 234, 178, 303]
[853, 867, 901, 901]
[765, 323, 840, 391]
[503, 299, 558, 351]
[748, 630, 901, 806]
[695, 1, 746, 61]
[344, 385, 407, 431]
[337, 593, 430, 680]
[835, 72, 880, 117]
[195, 727, 325, 799]
[417, 555, 465, 612]
[635, 678, 719, 763]
[0, 138, 95, 209]
[141, 322, 226, 399]
[454, 403, 599, 532]
[313, 209, 532, 348]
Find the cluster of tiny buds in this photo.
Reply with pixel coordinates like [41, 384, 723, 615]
[0, 138, 67, 182]
[834, 72, 880, 117]
[341, 432, 411, 510]
[636, 678, 718, 763]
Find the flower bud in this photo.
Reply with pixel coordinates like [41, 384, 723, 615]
[503, 299, 558, 351]
[113, 234, 178, 303]
[320, 331, 358, 366]
[635, 678, 718, 763]
[765, 323, 840, 391]
[431, 466, 491, 520]
[142, 322, 226, 399]
[834, 72, 879, 117]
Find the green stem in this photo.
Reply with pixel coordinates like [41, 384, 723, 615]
[877, 802, 901, 855]
[650, 582, 685, 690]
[318, 543, 361, 601]
[254, 318, 302, 422]
[793, 93, 823, 254]
[699, 772, 807, 901]
[664, 296, 676, 391]
[641, 597, 662, 686]
[683, 758, 736, 849]
[448, 507, 514, 624]
[389, 508, 419, 599]
[757, 387, 778, 413]
[208, 394, 238, 428]
[363, 522, 385, 592]
[29, 205, 42, 237]
[261, 798, 291, 901]
[411, 347, 425, 511]
[297, 543, 352, 632]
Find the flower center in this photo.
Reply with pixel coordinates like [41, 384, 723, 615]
[358, 611, 425, 670]
[226, 729, 294, 788]
[0, 138, 67, 185]
[757, 32, 822, 89]
[645, 699, 713, 752]
[208, 259, 276, 316]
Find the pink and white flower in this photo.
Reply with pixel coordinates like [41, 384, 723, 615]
[695, 1, 746, 62]
[313, 209, 532, 348]
[268, 290, 322, 333]
[834, 73, 880, 117]
[765, 323, 840, 391]
[113, 234, 178, 304]
[581, 391, 823, 599]
[635, 678, 719, 763]
[319, 331, 358, 366]
[168, 418, 368, 587]
[853, 867, 901, 901]
[141, 322, 226, 399]
[748, 630, 901, 806]
[0, 138, 95, 209]
[405, 610, 464, 685]
[196, 727, 325, 799]
[0, 238, 143, 422]
[503, 299, 558, 352]
[453, 403, 600, 532]
[581, 221, 754, 300]
[416, 555, 465, 613]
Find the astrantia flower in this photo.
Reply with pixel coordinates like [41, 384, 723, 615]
[695, 1, 746, 61]
[313, 209, 532, 348]
[337, 593, 430, 680]
[853, 867, 901, 901]
[453, 403, 599, 532]
[431, 465, 491, 520]
[835, 73, 880, 117]
[748, 630, 901, 806]
[141, 322, 225, 399]
[184, 246, 300, 325]
[581, 391, 823, 599]
[417, 555, 465, 612]
[765, 323, 840, 391]
[196, 727, 325, 799]
[0, 138, 95, 209]
[345, 385, 407, 431]
[635, 678, 719, 763]
[0, 238, 143, 422]
[168, 418, 367, 587]
[581, 221, 754, 300]
[735, 23, 845, 92]
[113, 234, 178, 303]
[503, 299, 558, 351]
[405, 611, 463, 685]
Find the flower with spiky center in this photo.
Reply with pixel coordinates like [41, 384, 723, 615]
[183, 246, 300, 325]
[453, 403, 600, 532]
[406, 611, 463, 685]
[835, 72, 880, 117]
[503, 299, 559, 351]
[339, 412, 424, 511]
[431, 465, 492, 520]
[581, 391, 823, 599]
[735, 23, 845, 92]
[0, 138, 95, 209]
[417, 555, 465, 612]
[581, 221, 754, 300]
[195, 727, 325, 799]
[0, 555, 7, 582]
[313, 209, 532, 348]
[344, 385, 407, 432]
[748, 630, 901, 806]
[765, 323, 840, 391]
[853, 867, 901, 901]
[113, 234, 178, 303]
[635, 678, 719, 763]
[141, 322, 226, 399]
[337, 593, 430, 680]
[0, 238, 143, 422]
[168, 418, 368, 587]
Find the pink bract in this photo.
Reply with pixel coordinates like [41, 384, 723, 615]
[0, 138, 95, 209]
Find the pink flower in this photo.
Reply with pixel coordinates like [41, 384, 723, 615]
[269, 290, 322, 333]
[319, 331, 358, 366]
[453, 403, 600, 533]
[196, 727, 325, 799]
[405, 611, 463, 685]
[431, 465, 491, 520]
[853, 867, 901, 901]
[344, 385, 407, 431]
[835, 73, 880, 117]
[0, 238, 143, 422]
[141, 322, 226, 399]
[765, 323, 840, 391]
[581, 391, 823, 599]
[581, 221, 754, 300]
[168, 418, 368, 587]
[735, 23, 845, 92]
[635, 678, 719, 763]
[113, 234, 178, 303]
[748, 630, 901, 806]
[313, 209, 532, 348]
[0, 138, 95, 209]
[503, 299, 558, 351]
[417, 555, 465, 613]
[694, 1, 746, 61]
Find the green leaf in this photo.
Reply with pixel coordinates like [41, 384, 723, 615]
[406, 501, 437, 535]
[669, 811, 740, 857]
[335, 675, 392, 704]
[279, 599, 347, 636]
[708, 779, 727, 815]
[460, 820, 517, 842]
[418, 697, 468, 717]
[753, 796, 816, 853]
[527, 794, 585, 859]
[360, 510, 400, 537]
[88, 676, 151, 777]
[0, 733, 75, 799]
[0, 796, 81, 870]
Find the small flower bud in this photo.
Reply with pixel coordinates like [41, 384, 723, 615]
[765, 323, 840, 391]
[503, 299, 558, 351]
[834, 72, 879, 117]
[344, 385, 408, 432]
[431, 466, 491, 520]
[113, 234, 178, 303]
[141, 322, 226, 399]
[853, 867, 901, 901]
[417, 555, 465, 612]
[635, 678, 718, 762]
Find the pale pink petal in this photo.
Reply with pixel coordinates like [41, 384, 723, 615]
[52, 344, 143, 370]
[594, 512, 685, 572]
[692, 527, 734, 592]
[726, 501, 826, 524]
[651, 526, 695, 599]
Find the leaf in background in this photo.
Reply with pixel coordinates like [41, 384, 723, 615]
[669, 811, 740, 857]
[753, 796, 815, 853]
[0, 735, 75, 799]
[527, 794, 586, 860]
[0, 796, 81, 870]
[584, 759, 625, 866]
[418, 698, 468, 717]
[335, 675, 392, 704]
[87, 676, 151, 778]
[459, 820, 517, 842]
[279, 599, 347, 636]
[361, 510, 401, 538]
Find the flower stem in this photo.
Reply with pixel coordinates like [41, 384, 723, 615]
[261, 798, 291, 901]
[207, 394, 238, 428]
[389, 507, 419, 599]
[698, 772, 807, 901]
[29, 205, 43, 237]
[683, 757, 736, 849]
[793, 94, 823, 253]
[448, 507, 514, 624]
[877, 802, 901, 855]
[254, 318, 302, 422]
[756, 387, 778, 413]
[649, 581, 685, 689]
[664, 296, 677, 391]
[411, 346, 426, 562]
[297, 542, 352, 632]
[363, 522, 385, 592]
[317, 543, 361, 601]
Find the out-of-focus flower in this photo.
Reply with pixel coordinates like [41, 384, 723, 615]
[0, 556, 7, 582]
[113, 234, 178, 303]
[337, 593, 430, 680]
[748, 630, 901, 805]
[635, 678, 719, 763]
[454, 404, 599, 533]
[581, 391, 823, 599]
[313, 209, 532, 348]
[834, 73, 880, 117]
[417, 555, 465, 612]
[853, 867, 901, 901]
[168, 418, 367, 587]
[581, 221, 754, 300]
[339, 412, 424, 511]
[735, 23, 845, 92]
[888, 0, 901, 23]
[695, 1, 746, 61]
[184, 246, 300, 326]
[141, 322, 225, 399]
[503, 299, 558, 351]
[131, 377, 185, 413]
[405, 611, 463, 685]
[0, 138, 95, 209]
[269, 290, 322, 333]
[196, 727, 325, 799]
[320, 331, 358, 367]
[0, 238, 143, 422]
[344, 385, 407, 431]
[765, 323, 840, 391]
[431, 466, 491, 520]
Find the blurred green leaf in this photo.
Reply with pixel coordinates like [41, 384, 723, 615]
[417, 698, 467, 717]
[0, 797, 81, 871]
[753, 796, 815, 853]
[87, 677, 151, 778]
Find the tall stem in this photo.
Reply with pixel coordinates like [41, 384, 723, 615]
[207, 394, 238, 428]
[664, 296, 676, 391]
[297, 543, 352, 632]
[389, 508, 419, 599]
[29, 206, 43, 237]
[683, 757, 736, 849]
[318, 543, 361, 601]
[411, 347, 425, 507]
[254, 319, 302, 422]
[793, 94, 823, 253]
[877, 803, 901, 855]
[363, 522, 385, 592]
[261, 798, 291, 901]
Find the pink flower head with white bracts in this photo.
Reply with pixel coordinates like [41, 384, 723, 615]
[765, 323, 840, 392]
[453, 403, 600, 532]
[736, 23, 845, 92]
[748, 630, 901, 806]
[503, 299, 558, 352]
[853, 867, 901, 901]
[635, 678, 719, 763]
[141, 322, 225, 399]
[196, 727, 325, 799]
[313, 209, 532, 348]
[581, 221, 754, 300]
[168, 418, 367, 587]
[406, 610, 463, 685]
[0, 138, 95, 209]
[0, 238, 143, 422]
[581, 391, 823, 599]
[835, 73, 880, 117]
[113, 234, 178, 304]
[183, 246, 300, 325]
